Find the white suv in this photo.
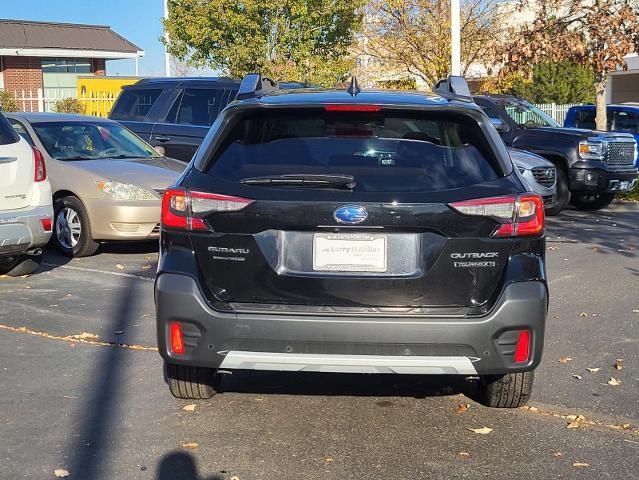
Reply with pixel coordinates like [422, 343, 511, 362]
[0, 111, 53, 276]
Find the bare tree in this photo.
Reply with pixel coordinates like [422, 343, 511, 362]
[496, 0, 639, 131]
[359, 0, 503, 88]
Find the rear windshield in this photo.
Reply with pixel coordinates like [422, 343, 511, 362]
[206, 110, 501, 192]
[0, 112, 19, 145]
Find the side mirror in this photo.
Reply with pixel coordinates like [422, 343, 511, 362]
[154, 145, 166, 156]
[490, 117, 509, 133]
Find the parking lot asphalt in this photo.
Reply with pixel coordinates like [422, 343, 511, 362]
[1, 203, 638, 480]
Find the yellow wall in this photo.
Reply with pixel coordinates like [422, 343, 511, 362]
[77, 77, 141, 118]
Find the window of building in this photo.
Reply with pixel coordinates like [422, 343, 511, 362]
[42, 58, 95, 111]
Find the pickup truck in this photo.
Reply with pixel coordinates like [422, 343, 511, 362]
[564, 104, 639, 167]
[474, 95, 638, 211]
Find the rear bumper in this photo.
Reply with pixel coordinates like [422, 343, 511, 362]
[0, 205, 53, 255]
[82, 198, 161, 240]
[155, 274, 548, 375]
[569, 165, 638, 193]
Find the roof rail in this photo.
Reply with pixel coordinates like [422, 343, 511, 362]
[433, 76, 473, 102]
[236, 73, 279, 100]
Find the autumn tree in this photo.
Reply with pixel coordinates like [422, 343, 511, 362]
[162, 0, 365, 86]
[496, 0, 639, 131]
[359, 0, 503, 88]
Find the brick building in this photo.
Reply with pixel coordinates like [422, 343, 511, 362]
[0, 19, 143, 110]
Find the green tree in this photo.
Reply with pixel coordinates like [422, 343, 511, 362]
[163, 0, 365, 87]
[508, 62, 595, 104]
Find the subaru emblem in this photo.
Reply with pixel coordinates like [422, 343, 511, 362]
[334, 205, 368, 224]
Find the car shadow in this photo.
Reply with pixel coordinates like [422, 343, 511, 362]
[546, 203, 639, 257]
[215, 369, 475, 400]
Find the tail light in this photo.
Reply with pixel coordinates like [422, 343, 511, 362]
[161, 188, 253, 231]
[324, 105, 382, 112]
[449, 194, 544, 237]
[33, 147, 46, 182]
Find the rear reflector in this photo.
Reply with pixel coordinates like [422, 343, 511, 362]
[449, 194, 545, 237]
[513, 330, 530, 363]
[170, 322, 185, 355]
[161, 189, 253, 231]
[33, 147, 46, 182]
[41, 218, 52, 232]
[324, 105, 382, 112]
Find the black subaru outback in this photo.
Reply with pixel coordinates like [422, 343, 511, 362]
[155, 75, 548, 408]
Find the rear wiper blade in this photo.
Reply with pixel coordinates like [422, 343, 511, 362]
[241, 174, 356, 189]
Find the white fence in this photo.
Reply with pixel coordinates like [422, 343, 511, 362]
[3, 88, 579, 124]
[7, 88, 117, 117]
[532, 103, 581, 125]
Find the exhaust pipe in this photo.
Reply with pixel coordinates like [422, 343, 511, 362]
[26, 248, 43, 256]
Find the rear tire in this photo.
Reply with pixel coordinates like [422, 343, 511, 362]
[571, 192, 616, 211]
[477, 371, 534, 408]
[545, 169, 569, 216]
[53, 196, 100, 257]
[165, 362, 217, 399]
[0, 253, 43, 277]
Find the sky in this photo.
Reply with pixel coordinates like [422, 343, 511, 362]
[1, 0, 184, 76]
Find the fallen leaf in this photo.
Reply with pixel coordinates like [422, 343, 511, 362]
[558, 356, 573, 363]
[591, 313, 599, 317]
[547, 245, 560, 251]
[572, 463, 590, 468]
[141, 264, 153, 270]
[456, 403, 470, 414]
[607, 377, 621, 386]
[230, 477, 240, 480]
[182, 442, 198, 449]
[183, 404, 197, 412]
[579, 312, 588, 318]
[66, 332, 100, 341]
[614, 359, 623, 370]
[586, 367, 600, 373]
[572, 374, 582, 380]
[553, 452, 563, 457]
[621, 423, 631, 430]
[24, 285, 31, 289]
[65, 293, 72, 297]
[592, 247, 600, 252]
[567, 415, 587, 429]
[467, 427, 493, 435]
[458, 452, 470, 457]
[115, 264, 125, 270]
[324, 456, 335, 463]
[54, 469, 70, 478]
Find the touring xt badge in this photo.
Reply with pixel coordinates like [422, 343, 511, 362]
[450, 252, 499, 268]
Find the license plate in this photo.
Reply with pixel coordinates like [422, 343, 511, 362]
[313, 233, 387, 272]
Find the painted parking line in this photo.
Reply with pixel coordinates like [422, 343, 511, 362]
[43, 262, 155, 283]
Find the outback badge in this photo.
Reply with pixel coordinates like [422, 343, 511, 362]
[334, 205, 368, 224]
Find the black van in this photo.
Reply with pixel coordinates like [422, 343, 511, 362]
[109, 78, 241, 162]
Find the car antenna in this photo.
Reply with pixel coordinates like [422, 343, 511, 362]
[347, 75, 361, 97]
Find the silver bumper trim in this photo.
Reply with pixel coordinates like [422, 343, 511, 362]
[218, 351, 478, 375]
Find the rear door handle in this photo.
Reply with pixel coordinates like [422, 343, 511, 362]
[0, 156, 17, 163]
[154, 135, 172, 142]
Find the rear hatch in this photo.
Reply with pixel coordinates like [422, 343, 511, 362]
[0, 116, 33, 211]
[174, 107, 531, 313]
